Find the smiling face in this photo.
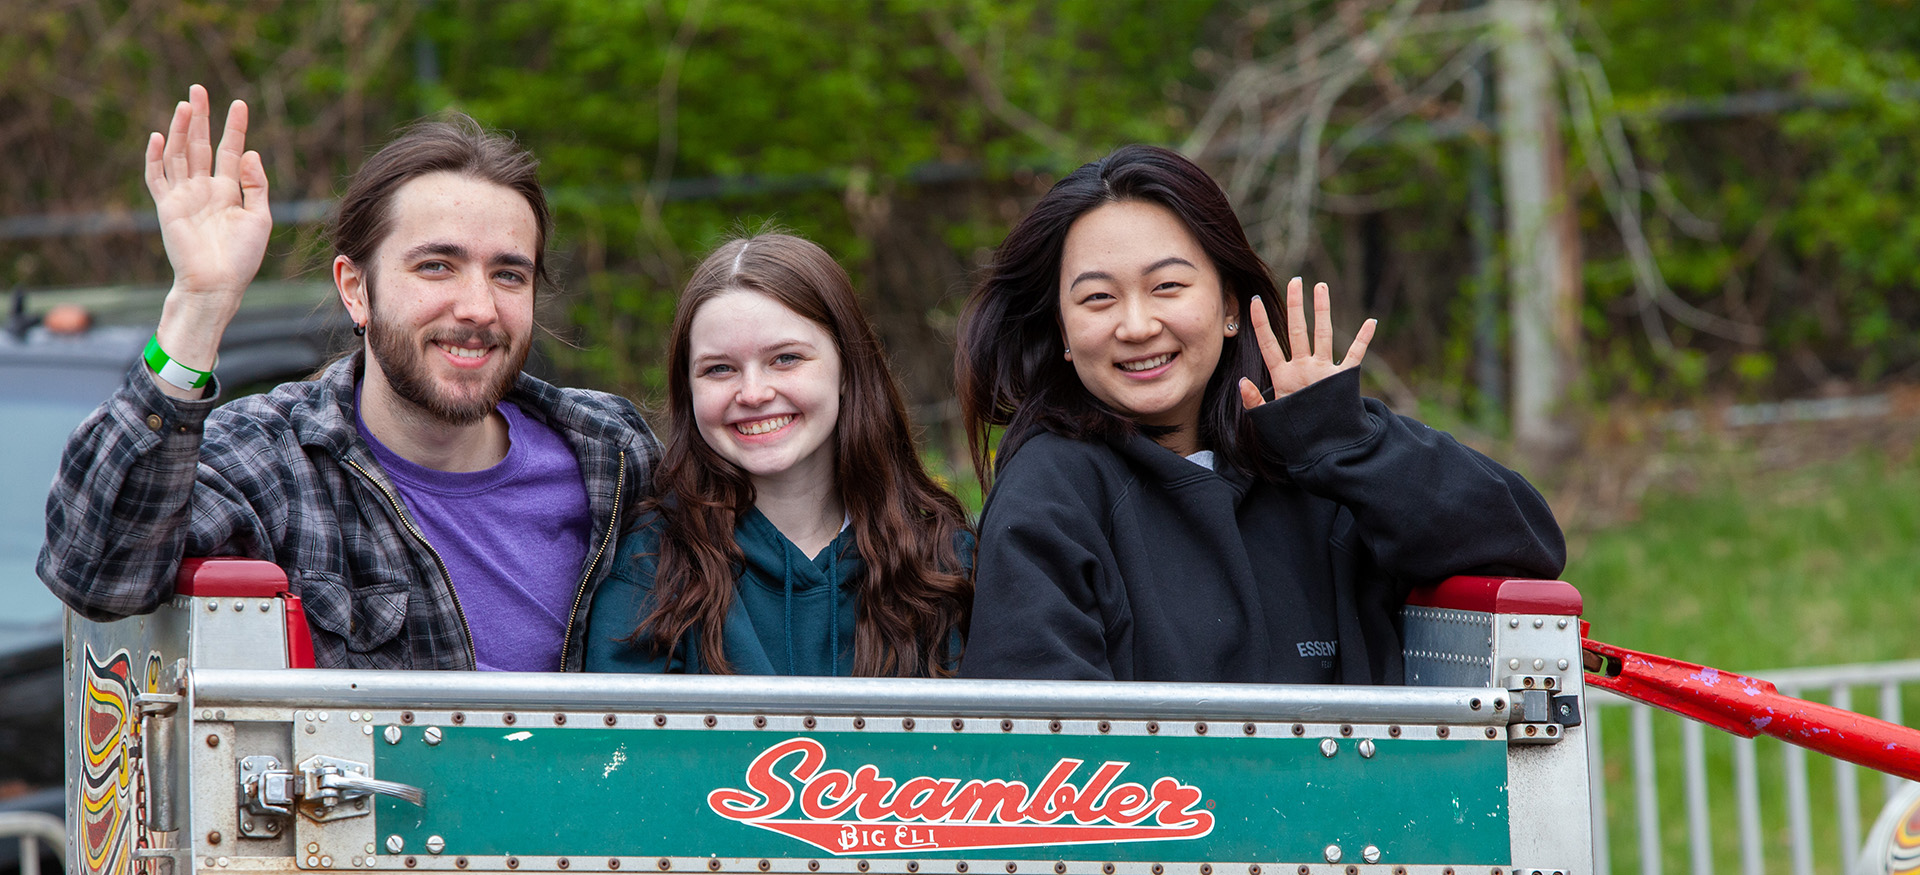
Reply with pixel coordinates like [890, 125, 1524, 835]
[339, 171, 538, 426]
[1057, 200, 1237, 448]
[688, 289, 844, 491]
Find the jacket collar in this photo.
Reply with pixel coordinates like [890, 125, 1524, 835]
[1109, 430, 1254, 500]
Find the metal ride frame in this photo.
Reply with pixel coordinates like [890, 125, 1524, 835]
[62, 560, 1916, 875]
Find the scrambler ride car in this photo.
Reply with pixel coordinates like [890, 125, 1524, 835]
[61, 561, 1920, 875]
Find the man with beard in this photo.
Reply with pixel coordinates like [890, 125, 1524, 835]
[39, 85, 660, 671]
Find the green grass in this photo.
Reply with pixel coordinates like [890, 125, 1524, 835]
[1562, 442, 1920, 875]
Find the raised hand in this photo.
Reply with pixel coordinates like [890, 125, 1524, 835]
[147, 85, 271, 396]
[1238, 276, 1377, 409]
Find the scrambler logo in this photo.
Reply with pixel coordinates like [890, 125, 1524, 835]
[708, 737, 1215, 855]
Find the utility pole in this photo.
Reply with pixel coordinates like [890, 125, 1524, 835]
[1493, 0, 1582, 471]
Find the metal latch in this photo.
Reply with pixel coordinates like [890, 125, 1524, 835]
[1504, 688, 1583, 745]
[237, 754, 424, 838]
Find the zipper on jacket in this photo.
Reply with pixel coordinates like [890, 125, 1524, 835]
[344, 456, 479, 670]
[559, 450, 625, 672]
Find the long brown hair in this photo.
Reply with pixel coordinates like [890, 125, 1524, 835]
[639, 233, 971, 676]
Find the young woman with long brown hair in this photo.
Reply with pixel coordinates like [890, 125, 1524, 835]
[584, 233, 970, 677]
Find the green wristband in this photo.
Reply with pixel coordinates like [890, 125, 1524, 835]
[143, 334, 215, 391]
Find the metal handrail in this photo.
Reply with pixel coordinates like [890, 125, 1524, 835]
[0, 811, 66, 875]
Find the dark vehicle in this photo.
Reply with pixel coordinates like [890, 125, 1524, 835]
[0, 281, 338, 873]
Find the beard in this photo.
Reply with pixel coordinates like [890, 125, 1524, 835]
[364, 288, 529, 427]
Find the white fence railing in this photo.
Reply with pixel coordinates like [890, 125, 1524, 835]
[0, 811, 64, 875]
[1585, 659, 1920, 875]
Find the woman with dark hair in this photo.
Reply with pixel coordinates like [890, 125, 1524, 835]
[585, 233, 971, 676]
[955, 145, 1564, 685]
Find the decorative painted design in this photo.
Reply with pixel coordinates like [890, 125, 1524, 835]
[79, 645, 135, 875]
[1888, 789, 1920, 875]
[709, 737, 1214, 855]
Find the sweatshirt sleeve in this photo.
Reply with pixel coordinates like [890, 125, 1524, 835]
[1249, 368, 1566, 584]
[961, 438, 1122, 681]
[37, 366, 267, 620]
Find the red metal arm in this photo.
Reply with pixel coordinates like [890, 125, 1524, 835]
[1583, 633, 1920, 782]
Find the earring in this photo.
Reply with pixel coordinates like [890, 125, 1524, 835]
[353, 323, 367, 337]
[1227, 322, 1238, 331]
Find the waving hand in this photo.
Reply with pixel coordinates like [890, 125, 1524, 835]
[1238, 277, 1377, 409]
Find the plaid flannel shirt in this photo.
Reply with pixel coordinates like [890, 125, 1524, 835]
[39, 353, 658, 671]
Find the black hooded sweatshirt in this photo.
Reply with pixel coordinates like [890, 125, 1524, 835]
[960, 369, 1566, 685]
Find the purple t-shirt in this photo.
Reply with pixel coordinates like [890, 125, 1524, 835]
[357, 401, 592, 671]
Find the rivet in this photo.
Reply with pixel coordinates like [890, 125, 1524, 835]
[207, 733, 221, 747]
[451, 711, 465, 724]
[304, 724, 316, 734]
[1151, 866, 1162, 875]
[308, 843, 321, 853]
[233, 600, 244, 612]
[503, 712, 517, 725]
[804, 716, 818, 729]
[322, 858, 333, 868]
[1508, 658, 1521, 670]
[709, 859, 721, 871]
[402, 711, 415, 724]
[1292, 724, 1305, 736]
[362, 725, 373, 736]
[1495, 698, 1506, 710]
[1201, 865, 1212, 875]
[208, 831, 222, 845]
[1544, 676, 1557, 690]
[308, 858, 320, 868]
[207, 601, 219, 612]
[1243, 722, 1257, 735]
[1558, 659, 1570, 671]
[508, 858, 520, 870]
[853, 716, 866, 730]
[1106, 865, 1117, 875]
[559, 859, 571, 870]
[427, 836, 445, 854]
[1050, 720, 1063, 733]
[1339, 724, 1352, 736]
[1547, 725, 1560, 736]
[957, 864, 968, 873]
[1533, 618, 1544, 628]
[387, 836, 405, 854]
[903, 718, 916, 731]
[1359, 738, 1376, 758]
[1098, 721, 1110, 733]
[1487, 728, 1499, 739]
[1526, 725, 1539, 736]
[1056, 864, 1066, 874]
[1533, 658, 1545, 670]
[1147, 721, 1159, 734]
[385, 726, 402, 745]
[1299, 867, 1310, 875]
[1320, 738, 1338, 757]
[1009, 864, 1019, 873]
[1470, 698, 1482, 710]
[424, 727, 443, 746]
[457, 858, 469, 870]
[953, 718, 966, 731]
[1558, 618, 1569, 629]
[1250, 867, 1261, 875]
[655, 715, 668, 727]
[555, 713, 568, 725]
[1325, 844, 1343, 864]
[260, 601, 271, 612]
[611, 859, 622, 869]
[1437, 726, 1450, 738]
[754, 716, 768, 729]
[1001, 719, 1014, 732]
[1396, 869, 1407, 875]
[809, 863, 819, 872]
[319, 711, 329, 722]
[305, 710, 317, 722]
[1523, 676, 1536, 688]
[1509, 618, 1520, 628]
[761, 863, 772, 872]
[704, 715, 718, 728]
[1389, 725, 1401, 737]
[607, 714, 619, 726]
[1347, 868, 1358, 875]
[857, 862, 869, 873]
[659, 859, 672, 871]
[1363, 846, 1381, 864]
[1195, 722, 1208, 734]
[349, 712, 361, 722]
[406, 858, 418, 868]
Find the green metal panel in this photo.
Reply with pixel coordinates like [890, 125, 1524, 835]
[374, 727, 1507, 864]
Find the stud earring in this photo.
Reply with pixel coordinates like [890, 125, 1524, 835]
[1227, 322, 1238, 331]
[353, 323, 367, 337]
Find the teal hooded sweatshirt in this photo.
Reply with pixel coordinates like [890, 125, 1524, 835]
[583, 508, 969, 676]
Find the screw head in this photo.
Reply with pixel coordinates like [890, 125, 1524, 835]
[388, 836, 406, 854]
[1320, 738, 1338, 757]
[385, 725, 403, 745]
[426, 836, 445, 854]
[1325, 845, 1343, 864]
[1358, 738, 1376, 758]
[424, 727, 443, 746]
[1364, 846, 1381, 864]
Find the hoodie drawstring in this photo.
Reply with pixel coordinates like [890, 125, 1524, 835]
[781, 547, 796, 675]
